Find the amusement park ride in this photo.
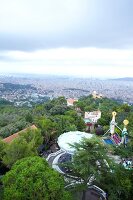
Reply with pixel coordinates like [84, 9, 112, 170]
[103, 111, 129, 147]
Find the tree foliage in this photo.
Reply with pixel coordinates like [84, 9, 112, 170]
[0, 138, 6, 160]
[99, 164, 133, 200]
[68, 137, 113, 183]
[2, 156, 72, 200]
[63, 137, 113, 200]
[2, 129, 43, 167]
[0, 106, 31, 138]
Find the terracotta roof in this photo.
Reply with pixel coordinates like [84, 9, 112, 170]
[67, 98, 78, 105]
[3, 125, 37, 143]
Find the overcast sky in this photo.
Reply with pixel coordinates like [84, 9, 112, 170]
[0, 0, 133, 78]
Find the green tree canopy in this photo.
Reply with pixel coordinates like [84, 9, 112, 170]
[99, 164, 133, 200]
[2, 156, 72, 200]
[69, 137, 113, 182]
[63, 137, 113, 200]
[36, 117, 57, 143]
[20, 128, 43, 152]
[2, 137, 33, 168]
[2, 129, 43, 167]
[0, 138, 6, 160]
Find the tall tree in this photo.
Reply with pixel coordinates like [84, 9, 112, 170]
[2, 129, 43, 167]
[2, 138, 33, 168]
[99, 164, 133, 200]
[0, 138, 6, 160]
[37, 117, 57, 143]
[3, 156, 72, 200]
[64, 137, 113, 200]
[20, 128, 43, 153]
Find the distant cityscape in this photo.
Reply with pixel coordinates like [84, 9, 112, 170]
[0, 74, 133, 106]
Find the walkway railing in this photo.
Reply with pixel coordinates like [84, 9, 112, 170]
[46, 149, 64, 161]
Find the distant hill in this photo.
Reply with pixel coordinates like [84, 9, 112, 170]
[110, 77, 133, 81]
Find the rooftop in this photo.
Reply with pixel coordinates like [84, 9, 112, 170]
[57, 131, 93, 154]
[67, 98, 78, 106]
[3, 125, 37, 143]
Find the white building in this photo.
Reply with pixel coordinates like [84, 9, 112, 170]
[84, 110, 101, 123]
[92, 91, 102, 99]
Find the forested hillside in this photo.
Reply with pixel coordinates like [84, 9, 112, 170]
[0, 95, 133, 200]
[0, 95, 133, 140]
[0, 101, 32, 138]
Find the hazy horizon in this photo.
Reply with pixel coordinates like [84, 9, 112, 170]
[0, 72, 133, 80]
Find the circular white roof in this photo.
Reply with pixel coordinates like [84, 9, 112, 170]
[57, 131, 93, 154]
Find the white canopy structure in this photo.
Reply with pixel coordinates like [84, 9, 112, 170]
[57, 131, 93, 154]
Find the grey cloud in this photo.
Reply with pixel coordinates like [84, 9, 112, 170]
[0, 0, 133, 51]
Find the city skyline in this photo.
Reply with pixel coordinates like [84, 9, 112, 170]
[0, 0, 133, 78]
